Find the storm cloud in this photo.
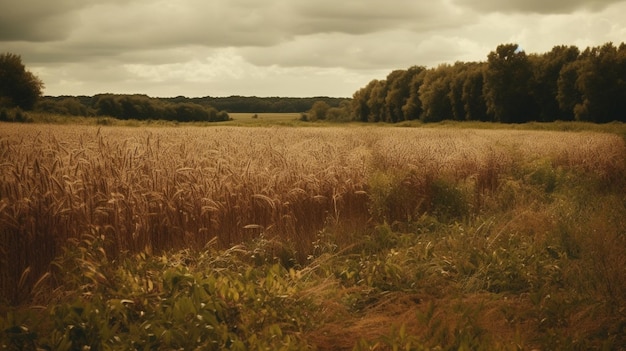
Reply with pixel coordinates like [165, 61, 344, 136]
[1, 0, 625, 97]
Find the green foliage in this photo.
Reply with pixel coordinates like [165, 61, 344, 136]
[33, 94, 231, 123]
[384, 67, 424, 123]
[1, 235, 316, 350]
[0, 107, 33, 123]
[34, 95, 351, 122]
[527, 163, 556, 191]
[304, 100, 353, 122]
[193, 95, 348, 114]
[366, 170, 468, 225]
[36, 97, 93, 116]
[419, 65, 454, 122]
[429, 178, 469, 222]
[367, 171, 405, 223]
[531, 45, 580, 122]
[0, 53, 43, 110]
[91, 94, 231, 122]
[351, 42, 626, 124]
[0, 309, 38, 350]
[572, 43, 626, 122]
[484, 44, 536, 123]
[308, 100, 330, 121]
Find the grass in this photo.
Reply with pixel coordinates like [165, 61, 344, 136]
[1, 120, 625, 350]
[21, 111, 309, 127]
[18, 110, 626, 138]
[227, 113, 304, 125]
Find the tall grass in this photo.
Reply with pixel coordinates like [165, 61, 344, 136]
[0, 125, 368, 303]
[1, 123, 624, 304]
[1, 122, 625, 349]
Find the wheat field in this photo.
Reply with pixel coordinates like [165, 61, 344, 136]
[1, 123, 625, 304]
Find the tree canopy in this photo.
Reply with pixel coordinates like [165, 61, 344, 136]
[0, 53, 44, 110]
[351, 42, 626, 123]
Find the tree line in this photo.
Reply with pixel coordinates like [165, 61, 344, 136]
[34, 95, 349, 122]
[4, 43, 626, 124]
[351, 42, 626, 123]
[173, 96, 348, 113]
[37, 94, 231, 122]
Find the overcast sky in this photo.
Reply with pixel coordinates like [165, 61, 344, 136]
[2, 0, 625, 98]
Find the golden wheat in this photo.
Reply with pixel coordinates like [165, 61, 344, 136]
[1, 123, 624, 303]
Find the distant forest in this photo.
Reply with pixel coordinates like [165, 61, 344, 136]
[352, 42, 626, 123]
[35, 94, 348, 122]
[177, 96, 349, 113]
[36, 94, 232, 122]
[32, 42, 626, 124]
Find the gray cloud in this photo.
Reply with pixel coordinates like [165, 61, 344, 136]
[2, 0, 626, 97]
[239, 30, 480, 70]
[289, 1, 468, 34]
[0, 0, 79, 41]
[0, 0, 135, 41]
[451, 0, 624, 14]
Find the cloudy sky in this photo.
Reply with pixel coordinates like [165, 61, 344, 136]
[2, 0, 625, 98]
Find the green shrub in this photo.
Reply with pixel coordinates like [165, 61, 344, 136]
[429, 178, 469, 222]
[0, 107, 33, 123]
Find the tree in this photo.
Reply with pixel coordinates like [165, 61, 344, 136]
[531, 45, 579, 121]
[91, 93, 230, 122]
[419, 65, 454, 122]
[483, 44, 536, 123]
[572, 43, 626, 122]
[0, 53, 44, 110]
[462, 63, 491, 121]
[36, 97, 91, 116]
[384, 67, 424, 122]
[349, 41, 626, 124]
[351, 82, 374, 122]
[366, 80, 387, 122]
[556, 60, 582, 119]
[448, 63, 468, 121]
[325, 100, 352, 122]
[402, 69, 427, 120]
[308, 100, 331, 121]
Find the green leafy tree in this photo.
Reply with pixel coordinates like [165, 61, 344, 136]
[325, 103, 351, 122]
[448, 63, 469, 121]
[350, 41, 626, 124]
[401, 68, 427, 120]
[309, 100, 331, 121]
[572, 43, 626, 122]
[366, 80, 387, 122]
[36, 97, 91, 116]
[531, 45, 579, 121]
[461, 62, 490, 121]
[556, 60, 582, 118]
[384, 67, 424, 122]
[383, 70, 408, 122]
[91, 94, 230, 122]
[351, 82, 373, 122]
[483, 44, 536, 123]
[419, 65, 453, 122]
[0, 53, 44, 110]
